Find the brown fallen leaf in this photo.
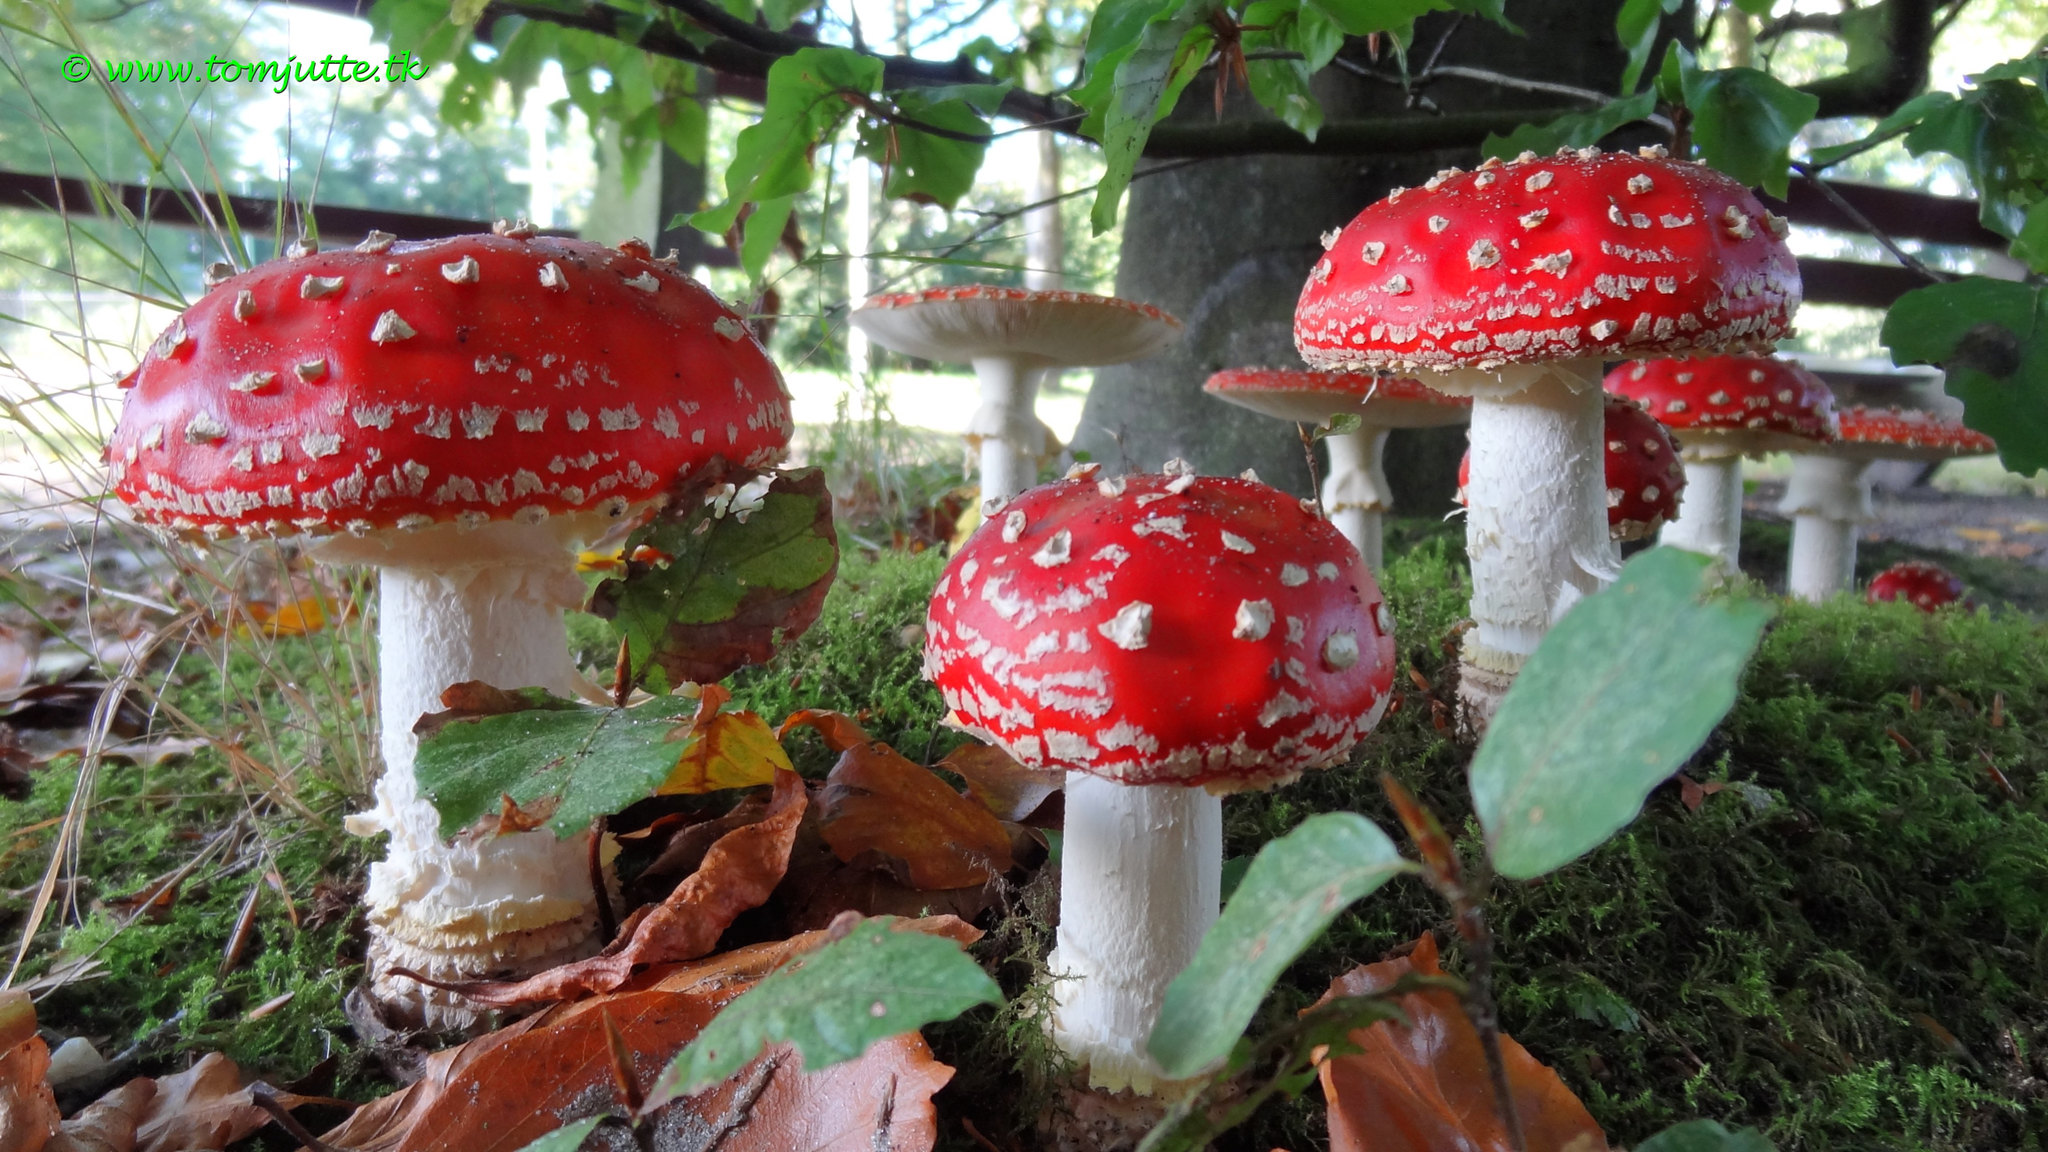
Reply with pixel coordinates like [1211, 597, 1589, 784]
[1317, 934, 1609, 1152]
[393, 768, 809, 1008]
[939, 743, 1064, 823]
[47, 1078, 155, 1152]
[133, 1053, 271, 1152]
[779, 709, 873, 755]
[0, 990, 58, 1152]
[324, 917, 977, 1152]
[818, 743, 1012, 890]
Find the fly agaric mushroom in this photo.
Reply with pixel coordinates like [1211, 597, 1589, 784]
[1866, 560, 1967, 611]
[1202, 368, 1471, 568]
[1780, 406, 1994, 602]
[849, 286, 1182, 501]
[106, 228, 793, 1029]
[1295, 146, 1799, 727]
[923, 463, 1394, 1098]
[1607, 354, 1836, 574]
[1460, 391, 1684, 542]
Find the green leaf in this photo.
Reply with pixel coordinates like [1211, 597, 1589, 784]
[693, 47, 882, 236]
[591, 468, 839, 692]
[1071, 0, 1180, 138]
[2014, 200, 2048, 275]
[1615, 0, 1681, 94]
[1635, 1119, 1778, 1152]
[1088, 0, 1218, 233]
[1882, 278, 2048, 474]
[1482, 90, 1658, 160]
[739, 194, 798, 283]
[1311, 0, 1451, 39]
[1470, 547, 1775, 880]
[1147, 813, 1414, 1079]
[1837, 2, 1888, 74]
[761, 0, 821, 31]
[650, 918, 1001, 1101]
[414, 689, 700, 839]
[1679, 65, 1818, 196]
[512, 1116, 607, 1152]
[1903, 66, 2048, 238]
[1805, 90, 1952, 167]
[858, 88, 997, 208]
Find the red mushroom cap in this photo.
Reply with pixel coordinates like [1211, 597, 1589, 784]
[107, 233, 792, 537]
[1602, 393, 1686, 541]
[1866, 561, 1967, 612]
[1203, 368, 1471, 428]
[1457, 392, 1685, 541]
[1606, 354, 1836, 453]
[922, 468, 1397, 792]
[1295, 148, 1799, 377]
[1832, 406, 1996, 463]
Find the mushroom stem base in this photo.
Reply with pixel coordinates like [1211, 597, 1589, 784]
[1659, 454, 1746, 573]
[349, 550, 603, 1032]
[1049, 774, 1221, 1096]
[1456, 634, 1526, 737]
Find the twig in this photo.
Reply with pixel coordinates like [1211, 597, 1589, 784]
[1296, 424, 1326, 517]
[248, 1083, 348, 1152]
[590, 815, 617, 943]
[1792, 162, 1951, 284]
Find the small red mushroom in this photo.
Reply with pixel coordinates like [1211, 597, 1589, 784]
[1866, 561, 1968, 612]
[1607, 354, 1836, 571]
[924, 462, 1394, 1093]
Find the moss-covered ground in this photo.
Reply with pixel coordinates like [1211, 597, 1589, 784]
[7, 519, 2048, 1150]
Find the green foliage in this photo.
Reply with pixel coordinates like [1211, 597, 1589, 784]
[721, 546, 952, 773]
[1637, 1120, 1778, 1152]
[1668, 49, 1818, 198]
[1483, 91, 1658, 160]
[1148, 813, 1413, 1079]
[592, 469, 839, 694]
[413, 691, 699, 838]
[1882, 278, 2048, 475]
[856, 83, 1007, 208]
[511, 1116, 606, 1152]
[651, 917, 1001, 1101]
[1615, 0, 1682, 94]
[1900, 54, 2048, 239]
[1076, 0, 1219, 233]
[1472, 548, 1775, 880]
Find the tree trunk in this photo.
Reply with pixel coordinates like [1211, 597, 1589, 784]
[1075, 3, 1640, 507]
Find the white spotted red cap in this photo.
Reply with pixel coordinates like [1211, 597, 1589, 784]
[922, 469, 1397, 792]
[107, 233, 792, 537]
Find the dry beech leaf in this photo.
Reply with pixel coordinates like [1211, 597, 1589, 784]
[660, 684, 792, 795]
[0, 990, 58, 1152]
[778, 709, 873, 754]
[47, 1078, 155, 1152]
[939, 743, 1063, 822]
[323, 917, 978, 1152]
[132, 1053, 271, 1152]
[393, 769, 808, 1008]
[1318, 934, 1609, 1152]
[818, 744, 1013, 890]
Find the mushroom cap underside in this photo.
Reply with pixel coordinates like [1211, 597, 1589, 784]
[852, 286, 1182, 368]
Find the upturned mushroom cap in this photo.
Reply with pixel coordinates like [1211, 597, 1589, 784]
[1202, 368, 1471, 428]
[1829, 405, 1996, 463]
[1457, 392, 1685, 541]
[922, 465, 1396, 792]
[1867, 560, 1967, 611]
[107, 233, 792, 539]
[1294, 147, 1799, 394]
[1607, 354, 1837, 456]
[850, 285, 1182, 368]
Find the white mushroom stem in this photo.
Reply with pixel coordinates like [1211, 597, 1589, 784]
[324, 520, 606, 1030]
[1457, 360, 1618, 728]
[967, 356, 1052, 501]
[1658, 450, 1746, 572]
[1049, 773, 1221, 1096]
[1322, 426, 1393, 571]
[1780, 453, 1874, 602]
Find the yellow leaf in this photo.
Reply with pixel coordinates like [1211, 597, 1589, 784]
[1954, 527, 2003, 543]
[659, 687, 791, 795]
